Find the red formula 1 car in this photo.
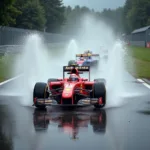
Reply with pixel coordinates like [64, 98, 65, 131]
[33, 65, 106, 109]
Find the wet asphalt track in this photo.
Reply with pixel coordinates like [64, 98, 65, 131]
[0, 74, 150, 150]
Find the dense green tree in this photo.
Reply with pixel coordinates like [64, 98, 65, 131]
[14, 0, 46, 31]
[0, 0, 21, 26]
[124, 0, 150, 33]
[40, 0, 65, 33]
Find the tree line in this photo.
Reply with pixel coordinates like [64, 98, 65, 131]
[0, 0, 150, 34]
[0, 0, 65, 33]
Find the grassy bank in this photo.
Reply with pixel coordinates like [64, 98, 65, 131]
[126, 46, 150, 78]
[0, 54, 18, 82]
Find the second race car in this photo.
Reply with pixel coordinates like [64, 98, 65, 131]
[68, 50, 100, 66]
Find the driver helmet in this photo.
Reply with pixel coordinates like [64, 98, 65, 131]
[80, 57, 84, 60]
[69, 74, 79, 81]
[80, 54, 84, 60]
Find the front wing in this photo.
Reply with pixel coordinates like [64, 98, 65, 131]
[33, 98, 103, 107]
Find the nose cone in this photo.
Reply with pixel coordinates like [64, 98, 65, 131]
[62, 88, 73, 98]
[62, 90, 72, 98]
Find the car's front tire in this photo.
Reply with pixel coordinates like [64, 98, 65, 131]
[33, 82, 49, 109]
[93, 82, 106, 108]
[94, 78, 106, 84]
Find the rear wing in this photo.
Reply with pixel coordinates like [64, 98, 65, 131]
[63, 66, 90, 80]
[63, 66, 90, 72]
[76, 54, 99, 57]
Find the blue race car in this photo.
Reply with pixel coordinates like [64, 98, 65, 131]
[76, 51, 100, 66]
[82, 56, 98, 66]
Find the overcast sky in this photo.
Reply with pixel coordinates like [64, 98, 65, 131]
[63, 0, 126, 11]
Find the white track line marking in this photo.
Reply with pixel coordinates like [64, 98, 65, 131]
[137, 79, 144, 83]
[0, 74, 23, 86]
[137, 79, 150, 89]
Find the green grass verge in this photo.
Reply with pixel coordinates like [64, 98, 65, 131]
[0, 54, 18, 82]
[126, 45, 150, 78]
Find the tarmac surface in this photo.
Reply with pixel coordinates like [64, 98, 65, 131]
[0, 73, 150, 150]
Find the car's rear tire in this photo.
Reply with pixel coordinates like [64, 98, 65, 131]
[93, 82, 106, 108]
[47, 78, 58, 83]
[94, 78, 106, 84]
[68, 60, 77, 66]
[33, 82, 49, 109]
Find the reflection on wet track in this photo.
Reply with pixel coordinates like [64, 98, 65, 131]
[33, 109, 106, 139]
